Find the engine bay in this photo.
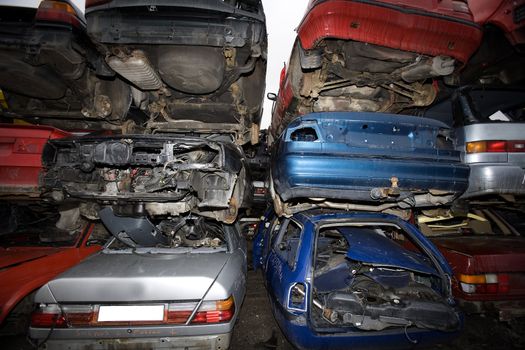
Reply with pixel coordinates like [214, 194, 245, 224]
[41, 135, 248, 223]
[310, 225, 460, 332]
[100, 207, 228, 249]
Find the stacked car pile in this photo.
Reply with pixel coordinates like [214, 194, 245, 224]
[0, 0, 524, 349]
[1, 0, 266, 348]
[256, 1, 525, 349]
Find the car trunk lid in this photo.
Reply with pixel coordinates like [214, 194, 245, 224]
[0, 247, 61, 269]
[432, 236, 525, 297]
[46, 251, 232, 303]
[432, 236, 525, 273]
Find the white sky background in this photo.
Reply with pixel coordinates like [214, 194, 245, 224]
[260, 0, 308, 128]
[68, 0, 308, 129]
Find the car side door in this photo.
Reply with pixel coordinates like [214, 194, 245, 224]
[253, 207, 278, 271]
[265, 218, 309, 313]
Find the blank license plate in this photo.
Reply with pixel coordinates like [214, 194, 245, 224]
[98, 305, 164, 322]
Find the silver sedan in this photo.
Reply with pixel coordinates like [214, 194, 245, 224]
[29, 216, 247, 350]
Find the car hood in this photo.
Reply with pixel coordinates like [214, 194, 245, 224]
[0, 247, 63, 269]
[339, 227, 438, 276]
[44, 251, 233, 303]
[432, 236, 525, 273]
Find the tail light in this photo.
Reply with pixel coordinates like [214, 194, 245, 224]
[167, 296, 235, 324]
[30, 304, 68, 328]
[466, 140, 525, 154]
[30, 297, 235, 328]
[459, 273, 510, 294]
[35, 0, 83, 28]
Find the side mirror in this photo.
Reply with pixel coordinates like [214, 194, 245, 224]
[267, 92, 277, 101]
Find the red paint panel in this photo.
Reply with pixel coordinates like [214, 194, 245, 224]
[270, 77, 295, 139]
[468, 0, 525, 45]
[298, 0, 483, 63]
[432, 236, 525, 301]
[0, 224, 101, 325]
[0, 124, 70, 190]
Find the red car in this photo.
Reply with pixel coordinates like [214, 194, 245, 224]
[418, 206, 525, 321]
[0, 213, 106, 334]
[0, 124, 71, 198]
[269, 0, 525, 141]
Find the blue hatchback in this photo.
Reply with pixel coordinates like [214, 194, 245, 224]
[253, 209, 461, 350]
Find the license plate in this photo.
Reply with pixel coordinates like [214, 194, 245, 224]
[98, 305, 164, 322]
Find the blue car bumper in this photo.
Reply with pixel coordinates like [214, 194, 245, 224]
[270, 296, 461, 350]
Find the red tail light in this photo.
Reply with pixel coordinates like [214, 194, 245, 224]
[466, 140, 525, 154]
[166, 309, 234, 324]
[459, 273, 510, 294]
[166, 296, 235, 324]
[35, 0, 83, 28]
[31, 297, 235, 328]
[30, 305, 68, 328]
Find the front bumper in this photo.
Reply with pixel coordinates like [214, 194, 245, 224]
[461, 163, 525, 198]
[459, 299, 525, 321]
[36, 333, 231, 350]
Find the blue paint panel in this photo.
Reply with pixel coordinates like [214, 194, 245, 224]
[272, 112, 470, 202]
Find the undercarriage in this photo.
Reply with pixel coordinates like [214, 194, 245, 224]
[41, 135, 248, 223]
[273, 39, 459, 137]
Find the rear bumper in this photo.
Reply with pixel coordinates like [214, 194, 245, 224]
[459, 299, 525, 321]
[461, 163, 525, 198]
[273, 155, 469, 203]
[38, 333, 231, 350]
[268, 293, 461, 350]
[297, 0, 482, 63]
[87, 1, 265, 46]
